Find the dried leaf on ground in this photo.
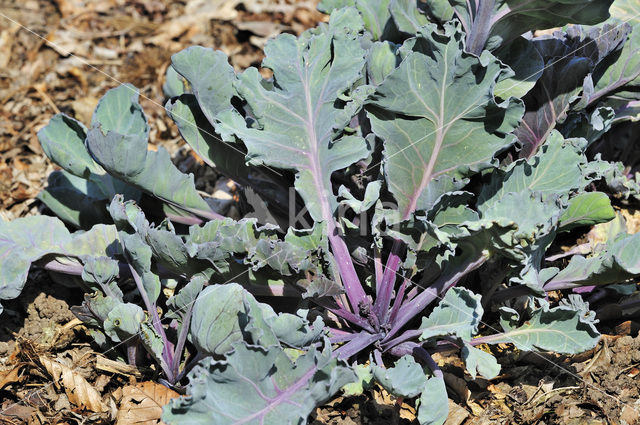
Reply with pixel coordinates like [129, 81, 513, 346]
[0, 363, 26, 389]
[38, 354, 109, 413]
[115, 381, 179, 425]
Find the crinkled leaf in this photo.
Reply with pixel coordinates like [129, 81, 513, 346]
[86, 84, 212, 216]
[419, 287, 483, 342]
[558, 192, 615, 231]
[341, 363, 373, 396]
[242, 291, 325, 349]
[482, 302, 600, 353]
[162, 342, 356, 425]
[372, 355, 428, 398]
[367, 22, 523, 220]
[479, 132, 589, 211]
[544, 232, 640, 290]
[174, 11, 370, 223]
[81, 257, 120, 293]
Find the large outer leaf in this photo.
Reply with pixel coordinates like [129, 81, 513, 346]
[163, 342, 355, 424]
[85, 84, 213, 217]
[173, 10, 369, 224]
[367, 22, 523, 220]
[611, 0, 640, 23]
[479, 301, 600, 353]
[425, 0, 612, 52]
[0, 216, 119, 308]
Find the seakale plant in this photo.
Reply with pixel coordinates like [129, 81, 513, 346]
[3, 0, 640, 423]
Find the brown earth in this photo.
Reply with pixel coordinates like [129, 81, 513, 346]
[1, 0, 640, 424]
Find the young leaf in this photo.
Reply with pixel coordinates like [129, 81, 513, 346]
[367, 22, 523, 219]
[416, 376, 449, 425]
[461, 344, 500, 379]
[372, 355, 428, 398]
[189, 284, 246, 356]
[544, 232, 640, 290]
[38, 170, 111, 228]
[558, 192, 616, 231]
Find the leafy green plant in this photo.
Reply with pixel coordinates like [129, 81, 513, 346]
[2, 0, 640, 423]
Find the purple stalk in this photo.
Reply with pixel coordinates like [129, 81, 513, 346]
[465, 0, 496, 55]
[329, 328, 358, 343]
[374, 245, 383, 291]
[388, 277, 408, 326]
[388, 342, 443, 378]
[334, 331, 385, 360]
[384, 254, 489, 342]
[171, 303, 194, 379]
[372, 239, 403, 322]
[328, 306, 376, 333]
[128, 263, 175, 382]
[327, 220, 368, 313]
[381, 329, 423, 352]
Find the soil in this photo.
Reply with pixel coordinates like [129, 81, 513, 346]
[1, 0, 640, 424]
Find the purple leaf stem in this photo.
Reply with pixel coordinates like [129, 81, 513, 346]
[334, 331, 385, 360]
[381, 329, 422, 352]
[127, 263, 175, 382]
[384, 254, 489, 343]
[374, 245, 383, 292]
[171, 303, 194, 379]
[328, 306, 376, 333]
[329, 328, 358, 344]
[328, 220, 368, 313]
[465, 0, 496, 56]
[388, 341, 443, 378]
[388, 277, 408, 326]
[372, 239, 404, 322]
